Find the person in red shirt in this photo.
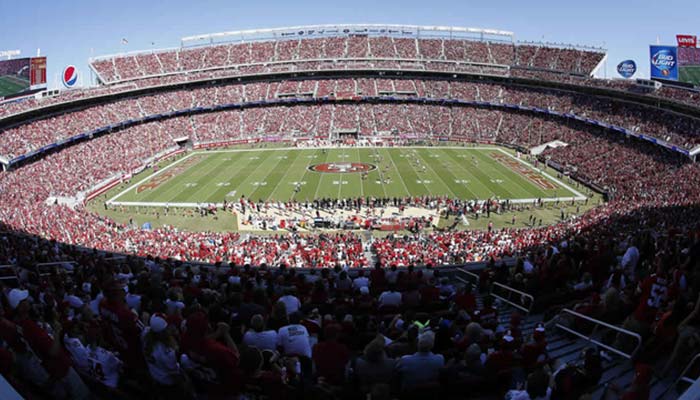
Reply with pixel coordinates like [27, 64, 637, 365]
[312, 324, 350, 386]
[453, 285, 477, 313]
[521, 323, 549, 372]
[605, 364, 651, 400]
[633, 266, 670, 326]
[369, 262, 387, 294]
[98, 280, 146, 371]
[9, 289, 90, 399]
[180, 311, 242, 398]
[420, 279, 441, 308]
[485, 332, 516, 393]
[617, 265, 670, 354]
[473, 296, 498, 333]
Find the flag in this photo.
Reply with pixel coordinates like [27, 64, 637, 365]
[121, 38, 129, 45]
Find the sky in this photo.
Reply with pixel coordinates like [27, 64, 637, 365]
[1, 0, 699, 89]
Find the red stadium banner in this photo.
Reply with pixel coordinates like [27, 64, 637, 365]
[29, 57, 47, 86]
[676, 35, 697, 48]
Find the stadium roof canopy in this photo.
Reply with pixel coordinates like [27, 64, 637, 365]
[180, 24, 516, 46]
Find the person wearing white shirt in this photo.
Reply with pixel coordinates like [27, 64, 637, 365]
[279, 290, 301, 316]
[277, 313, 311, 358]
[621, 243, 640, 279]
[142, 314, 191, 395]
[242, 314, 278, 351]
[63, 334, 90, 376]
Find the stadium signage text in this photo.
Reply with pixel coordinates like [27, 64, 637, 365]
[489, 152, 556, 190]
[676, 34, 697, 48]
[616, 60, 637, 78]
[136, 155, 202, 193]
[650, 46, 679, 80]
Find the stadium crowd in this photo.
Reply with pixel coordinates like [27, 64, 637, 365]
[0, 200, 698, 399]
[0, 47, 699, 397]
[3, 78, 700, 160]
[89, 37, 603, 83]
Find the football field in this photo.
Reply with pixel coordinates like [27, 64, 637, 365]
[0, 75, 30, 97]
[107, 146, 584, 207]
[680, 66, 700, 86]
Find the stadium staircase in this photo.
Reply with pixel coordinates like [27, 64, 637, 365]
[452, 267, 693, 399]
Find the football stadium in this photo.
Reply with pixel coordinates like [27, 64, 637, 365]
[1, 3, 700, 399]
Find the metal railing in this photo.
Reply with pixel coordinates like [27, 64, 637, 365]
[677, 353, 700, 386]
[35, 261, 77, 276]
[490, 281, 534, 314]
[553, 308, 642, 359]
[454, 267, 480, 290]
[657, 353, 700, 400]
[0, 265, 18, 285]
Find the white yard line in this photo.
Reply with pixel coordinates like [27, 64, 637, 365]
[261, 150, 303, 201]
[108, 196, 584, 208]
[383, 148, 413, 196]
[191, 145, 501, 154]
[108, 146, 587, 207]
[355, 147, 365, 198]
[414, 149, 460, 198]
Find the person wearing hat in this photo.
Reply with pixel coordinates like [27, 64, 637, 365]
[521, 323, 550, 372]
[0, 300, 52, 392]
[98, 279, 146, 371]
[485, 329, 519, 392]
[143, 313, 193, 399]
[9, 288, 90, 399]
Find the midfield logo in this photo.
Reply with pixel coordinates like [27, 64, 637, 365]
[308, 162, 377, 174]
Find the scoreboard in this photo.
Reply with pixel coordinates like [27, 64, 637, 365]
[0, 56, 47, 100]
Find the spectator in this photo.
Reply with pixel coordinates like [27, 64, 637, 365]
[352, 335, 396, 394]
[312, 324, 350, 386]
[242, 314, 278, 351]
[9, 288, 90, 399]
[395, 330, 445, 392]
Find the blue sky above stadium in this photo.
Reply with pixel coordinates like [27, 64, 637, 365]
[1, 0, 699, 88]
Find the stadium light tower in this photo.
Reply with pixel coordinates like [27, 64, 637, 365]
[0, 50, 21, 60]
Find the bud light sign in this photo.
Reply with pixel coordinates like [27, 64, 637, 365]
[650, 46, 678, 80]
[616, 60, 636, 78]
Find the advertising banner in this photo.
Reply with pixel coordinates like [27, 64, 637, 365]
[616, 60, 637, 78]
[677, 35, 697, 48]
[650, 46, 679, 80]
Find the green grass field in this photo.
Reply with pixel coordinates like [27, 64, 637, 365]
[0, 75, 30, 97]
[108, 146, 583, 205]
[680, 66, 700, 86]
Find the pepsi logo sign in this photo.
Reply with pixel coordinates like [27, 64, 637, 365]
[62, 65, 78, 88]
[616, 60, 637, 78]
